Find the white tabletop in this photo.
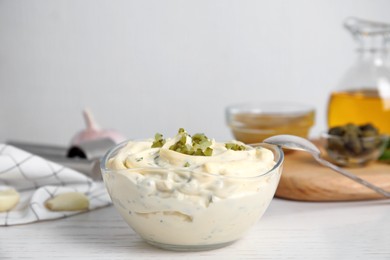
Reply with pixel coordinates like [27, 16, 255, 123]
[1, 198, 390, 259]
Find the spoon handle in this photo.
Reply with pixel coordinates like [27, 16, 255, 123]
[314, 156, 390, 198]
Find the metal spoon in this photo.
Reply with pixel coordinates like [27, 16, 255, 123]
[264, 134, 390, 198]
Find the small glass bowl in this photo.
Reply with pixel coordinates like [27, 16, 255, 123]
[226, 102, 315, 144]
[321, 133, 389, 167]
[100, 141, 284, 251]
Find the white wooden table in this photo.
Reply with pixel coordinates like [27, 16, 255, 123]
[1, 198, 389, 259]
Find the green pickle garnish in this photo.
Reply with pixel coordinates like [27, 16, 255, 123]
[171, 129, 214, 156]
[151, 128, 214, 156]
[151, 133, 166, 148]
[225, 143, 247, 151]
[152, 129, 249, 155]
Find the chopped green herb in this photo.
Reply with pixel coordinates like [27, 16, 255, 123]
[225, 143, 247, 151]
[184, 162, 190, 167]
[151, 133, 166, 148]
[136, 157, 143, 162]
[379, 139, 390, 163]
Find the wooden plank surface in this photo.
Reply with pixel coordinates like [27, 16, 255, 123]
[2, 200, 390, 259]
[276, 149, 390, 201]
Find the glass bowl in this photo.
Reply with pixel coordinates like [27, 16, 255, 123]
[321, 132, 389, 167]
[226, 102, 315, 144]
[100, 141, 284, 251]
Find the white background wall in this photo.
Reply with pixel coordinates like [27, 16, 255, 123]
[1, 0, 390, 146]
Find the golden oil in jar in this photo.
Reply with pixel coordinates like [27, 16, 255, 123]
[327, 88, 390, 134]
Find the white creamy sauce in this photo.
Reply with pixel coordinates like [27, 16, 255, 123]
[104, 134, 280, 246]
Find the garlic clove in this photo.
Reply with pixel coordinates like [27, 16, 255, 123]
[45, 192, 89, 211]
[0, 188, 20, 212]
[71, 108, 126, 145]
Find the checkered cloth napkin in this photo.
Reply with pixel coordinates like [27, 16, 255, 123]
[0, 144, 111, 226]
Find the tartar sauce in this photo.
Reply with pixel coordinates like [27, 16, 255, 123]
[103, 130, 281, 248]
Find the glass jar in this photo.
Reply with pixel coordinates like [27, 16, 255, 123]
[327, 17, 390, 135]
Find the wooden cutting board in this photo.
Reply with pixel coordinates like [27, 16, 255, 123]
[275, 145, 390, 201]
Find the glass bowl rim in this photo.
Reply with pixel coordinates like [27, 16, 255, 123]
[320, 132, 389, 141]
[226, 101, 315, 116]
[100, 140, 284, 180]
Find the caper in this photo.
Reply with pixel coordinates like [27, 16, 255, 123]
[328, 126, 346, 136]
[359, 123, 379, 137]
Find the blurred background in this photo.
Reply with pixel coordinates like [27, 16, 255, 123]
[1, 0, 390, 146]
